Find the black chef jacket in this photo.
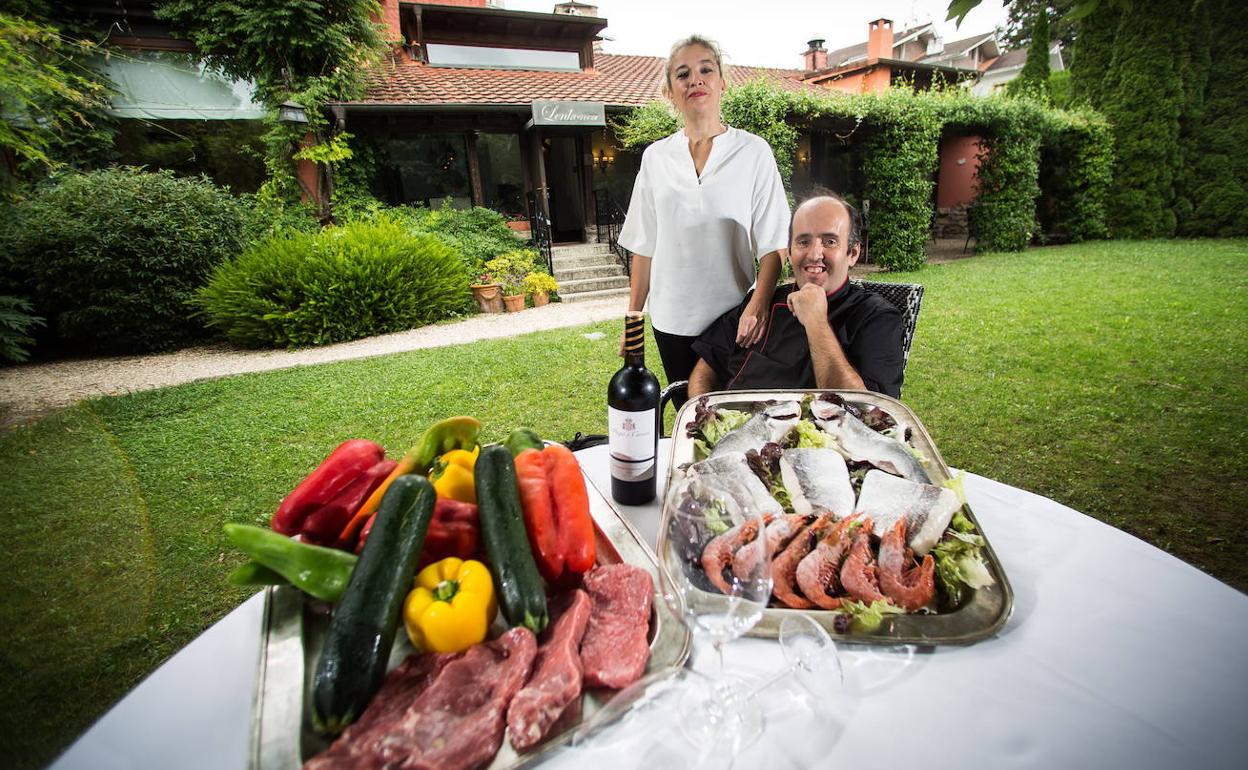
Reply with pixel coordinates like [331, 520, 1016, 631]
[691, 280, 905, 397]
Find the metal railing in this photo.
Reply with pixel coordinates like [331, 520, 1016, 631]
[525, 190, 554, 275]
[593, 187, 631, 278]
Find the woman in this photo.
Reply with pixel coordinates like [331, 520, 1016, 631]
[617, 35, 790, 389]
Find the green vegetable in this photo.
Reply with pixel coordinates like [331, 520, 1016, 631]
[837, 599, 906, 633]
[223, 524, 357, 602]
[932, 531, 994, 607]
[793, 419, 833, 449]
[227, 560, 289, 587]
[475, 444, 549, 634]
[699, 408, 751, 447]
[702, 498, 732, 536]
[312, 475, 436, 735]
[504, 427, 544, 456]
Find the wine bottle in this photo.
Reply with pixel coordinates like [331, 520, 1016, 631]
[608, 312, 659, 505]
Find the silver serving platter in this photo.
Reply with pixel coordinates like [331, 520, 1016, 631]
[249, 465, 692, 769]
[666, 389, 1014, 646]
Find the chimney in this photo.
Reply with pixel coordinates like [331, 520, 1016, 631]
[375, 0, 402, 46]
[803, 39, 827, 72]
[554, 2, 598, 16]
[867, 18, 894, 60]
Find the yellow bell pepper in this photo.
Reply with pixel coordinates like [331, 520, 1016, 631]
[403, 557, 497, 653]
[430, 446, 479, 504]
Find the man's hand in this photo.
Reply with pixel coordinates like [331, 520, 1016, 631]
[787, 283, 828, 329]
[735, 298, 768, 347]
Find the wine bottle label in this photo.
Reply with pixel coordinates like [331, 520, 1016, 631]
[608, 407, 656, 481]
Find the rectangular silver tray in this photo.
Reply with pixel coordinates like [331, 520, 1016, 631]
[666, 389, 1014, 646]
[249, 466, 692, 769]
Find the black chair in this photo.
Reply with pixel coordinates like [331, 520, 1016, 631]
[658, 279, 925, 435]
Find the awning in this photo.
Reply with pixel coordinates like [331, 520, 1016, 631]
[97, 51, 266, 121]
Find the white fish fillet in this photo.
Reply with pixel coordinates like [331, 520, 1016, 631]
[710, 401, 802, 458]
[810, 400, 930, 483]
[854, 469, 961, 556]
[686, 451, 784, 519]
[779, 448, 855, 519]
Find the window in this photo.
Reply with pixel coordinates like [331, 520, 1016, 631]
[477, 133, 525, 218]
[425, 44, 580, 72]
[381, 134, 471, 207]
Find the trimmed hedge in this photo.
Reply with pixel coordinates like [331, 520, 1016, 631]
[197, 216, 472, 348]
[4, 167, 246, 353]
[613, 84, 1112, 269]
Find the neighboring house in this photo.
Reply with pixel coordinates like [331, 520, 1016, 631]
[797, 19, 987, 93]
[971, 45, 1066, 96]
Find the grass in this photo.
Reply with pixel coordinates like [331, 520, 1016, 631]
[1, 238, 1245, 768]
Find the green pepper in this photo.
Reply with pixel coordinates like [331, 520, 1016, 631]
[227, 560, 288, 587]
[223, 523, 357, 602]
[504, 427, 544, 456]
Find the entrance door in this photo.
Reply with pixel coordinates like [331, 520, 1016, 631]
[544, 135, 585, 243]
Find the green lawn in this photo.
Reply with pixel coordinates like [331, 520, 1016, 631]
[2, 238, 1245, 768]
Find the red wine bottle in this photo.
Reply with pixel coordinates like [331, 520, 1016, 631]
[608, 312, 659, 505]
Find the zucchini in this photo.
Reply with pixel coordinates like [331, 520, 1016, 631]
[311, 474, 435, 735]
[475, 444, 549, 634]
[504, 427, 544, 456]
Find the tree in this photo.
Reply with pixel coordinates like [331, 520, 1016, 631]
[1006, 6, 1053, 99]
[156, 1, 390, 217]
[0, 12, 110, 193]
[1100, 0, 1183, 238]
[1001, 1, 1077, 55]
[1067, 1, 1119, 107]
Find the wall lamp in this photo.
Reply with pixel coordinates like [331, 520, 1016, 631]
[594, 148, 615, 171]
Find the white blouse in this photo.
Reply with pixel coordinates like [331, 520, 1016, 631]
[617, 126, 790, 337]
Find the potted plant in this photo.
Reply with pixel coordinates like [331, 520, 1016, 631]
[522, 271, 559, 307]
[506, 214, 531, 234]
[484, 249, 538, 312]
[470, 271, 504, 314]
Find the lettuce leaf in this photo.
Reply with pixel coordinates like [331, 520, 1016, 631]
[698, 408, 751, 448]
[703, 498, 732, 536]
[932, 530, 994, 607]
[837, 599, 906, 633]
[793, 419, 833, 449]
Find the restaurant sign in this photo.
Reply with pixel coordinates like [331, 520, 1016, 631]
[530, 100, 605, 127]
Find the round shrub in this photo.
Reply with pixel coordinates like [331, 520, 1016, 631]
[197, 216, 472, 348]
[5, 167, 247, 353]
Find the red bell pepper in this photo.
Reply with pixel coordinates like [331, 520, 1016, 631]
[356, 498, 480, 568]
[513, 443, 596, 584]
[299, 459, 397, 546]
[271, 439, 385, 536]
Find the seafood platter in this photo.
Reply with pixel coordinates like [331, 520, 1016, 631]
[665, 389, 1014, 645]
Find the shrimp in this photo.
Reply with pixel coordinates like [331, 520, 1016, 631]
[839, 520, 887, 604]
[700, 518, 763, 595]
[794, 515, 861, 610]
[771, 515, 835, 608]
[734, 514, 809, 582]
[877, 519, 936, 611]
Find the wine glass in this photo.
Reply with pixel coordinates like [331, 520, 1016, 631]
[656, 473, 773, 756]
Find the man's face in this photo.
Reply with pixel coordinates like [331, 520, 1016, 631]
[788, 198, 860, 291]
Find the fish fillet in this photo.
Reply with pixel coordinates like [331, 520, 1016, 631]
[854, 469, 961, 556]
[779, 447, 855, 519]
[810, 400, 930, 483]
[710, 401, 802, 458]
[686, 451, 784, 519]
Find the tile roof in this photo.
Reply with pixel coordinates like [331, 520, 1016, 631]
[354, 52, 816, 107]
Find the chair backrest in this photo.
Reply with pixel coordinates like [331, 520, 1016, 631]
[849, 279, 924, 369]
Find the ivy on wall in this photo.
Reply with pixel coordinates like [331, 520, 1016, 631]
[612, 83, 1112, 271]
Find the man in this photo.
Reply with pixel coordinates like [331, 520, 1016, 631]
[688, 191, 905, 397]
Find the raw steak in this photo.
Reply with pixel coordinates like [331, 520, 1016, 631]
[579, 564, 653, 689]
[507, 589, 592, 752]
[303, 627, 537, 770]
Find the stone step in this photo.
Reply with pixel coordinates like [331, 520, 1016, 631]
[552, 253, 625, 271]
[557, 275, 630, 295]
[557, 264, 626, 282]
[559, 286, 630, 303]
[550, 243, 614, 259]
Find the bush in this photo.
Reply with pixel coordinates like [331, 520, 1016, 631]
[412, 200, 523, 274]
[0, 295, 43, 363]
[483, 249, 539, 295]
[197, 216, 472, 348]
[5, 167, 246, 353]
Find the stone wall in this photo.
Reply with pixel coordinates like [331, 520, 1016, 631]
[933, 204, 971, 238]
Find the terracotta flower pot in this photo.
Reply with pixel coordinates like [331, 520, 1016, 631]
[506, 220, 531, 233]
[503, 294, 526, 312]
[471, 283, 504, 313]
[532, 291, 550, 307]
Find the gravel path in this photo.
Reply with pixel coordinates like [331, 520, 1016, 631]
[0, 296, 626, 426]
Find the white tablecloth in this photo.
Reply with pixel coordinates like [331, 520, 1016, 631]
[51, 442, 1248, 770]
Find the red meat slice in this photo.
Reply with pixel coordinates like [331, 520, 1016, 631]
[304, 627, 537, 770]
[507, 589, 592, 752]
[579, 564, 653, 689]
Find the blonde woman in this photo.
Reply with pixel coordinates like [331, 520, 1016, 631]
[618, 35, 789, 394]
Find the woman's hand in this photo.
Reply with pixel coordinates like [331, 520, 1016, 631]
[736, 297, 768, 348]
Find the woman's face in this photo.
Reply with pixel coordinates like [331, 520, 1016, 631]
[667, 45, 724, 119]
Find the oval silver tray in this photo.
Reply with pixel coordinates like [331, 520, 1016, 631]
[248, 465, 692, 769]
[665, 388, 1014, 646]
